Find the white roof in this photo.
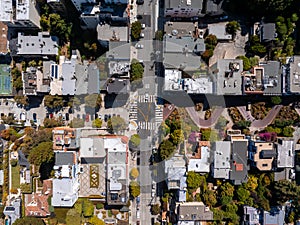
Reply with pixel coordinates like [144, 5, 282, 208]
[0, 0, 13, 21]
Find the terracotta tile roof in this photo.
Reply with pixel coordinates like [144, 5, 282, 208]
[24, 194, 50, 217]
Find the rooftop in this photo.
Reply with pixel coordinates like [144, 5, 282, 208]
[259, 61, 282, 95]
[75, 62, 100, 95]
[24, 193, 51, 217]
[230, 139, 248, 185]
[52, 127, 78, 151]
[164, 0, 203, 8]
[187, 142, 210, 173]
[109, 61, 130, 75]
[275, 138, 294, 168]
[0, 0, 12, 21]
[177, 202, 213, 222]
[263, 207, 285, 225]
[4, 198, 21, 225]
[55, 151, 75, 166]
[107, 41, 130, 61]
[165, 155, 187, 190]
[212, 141, 231, 179]
[15, 32, 58, 56]
[0, 63, 12, 95]
[164, 21, 198, 38]
[289, 56, 300, 93]
[0, 22, 8, 54]
[249, 140, 274, 171]
[208, 23, 232, 40]
[106, 78, 130, 94]
[97, 23, 128, 42]
[212, 59, 243, 95]
[164, 35, 205, 54]
[243, 206, 260, 225]
[16, 0, 40, 27]
[259, 23, 276, 42]
[22, 67, 38, 95]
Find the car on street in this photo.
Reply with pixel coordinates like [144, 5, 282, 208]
[145, 93, 149, 102]
[135, 43, 144, 49]
[33, 113, 37, 122]
[140, 33, 144, 38]
[137, 15, 143, 19]
[141, 23, 145, 29]
[104, 114, 108, 122]
[136, 209, 140, 219]
[136, 0, 144, 4]
[85, 114, 90, 122]
[65, 113, 69, 121]
[20, 112, 26, 121]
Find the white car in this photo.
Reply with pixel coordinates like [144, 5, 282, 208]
[141, 23, 145, 29]
[140, 33, 144, 38]
[135, 43, 144, 49]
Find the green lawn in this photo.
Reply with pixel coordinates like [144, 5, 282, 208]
[11, 165, 20, 189]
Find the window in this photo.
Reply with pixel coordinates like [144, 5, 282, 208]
[262, 164, 268, 167]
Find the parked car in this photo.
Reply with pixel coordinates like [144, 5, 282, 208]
[65, 113, 69, 121]
[141, 23, 146, 29]
[135, 43, 144, 49]
[85, 114, 90, 122]
[104, 114, 109, 122]
[136, 209, 140, 219]
[33, 113, 37, 122]
[140, 33, 144, 38]
[136, 0, 144, 4]
[20, 112, 26, 121]
[137, 15, 143, 19]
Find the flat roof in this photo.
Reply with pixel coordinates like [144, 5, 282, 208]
[16, 0, 40, 27]
[230, 140, 248, 185]
[0, 64, 12, 95]
[165, 0, 203, 9]
[0, 22, 8, 54]
[0, 0, 12, 21]
[164, 21, 198, 37]
[276, 139, 294, 168]
[259, 61, 282, 95]
[289, 56, 300, 93]
[208, 23, 232, 40]
[212, 141, 231, 179]
[97, 23, 128, 42]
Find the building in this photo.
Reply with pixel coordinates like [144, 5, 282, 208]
[0, 22, 9, 55]
[0, 0, 13, 22]
[52, 127, 79, 151]
[259, 23, 276, 43]
[75, 62, 100, 95]
[4, 198, 21, 225]
[11, 32, 59, 57]
[176, 202, 213, 224]
[164, 155, 187, 202]
[106, 41, 130, 61]
[47, 0, 67, 14]
[243, 206, 285, 225]
[259, 61, 282, 95]
[205, 0, 224, 16]
[228, 133, 248, 185]
[15, 0, 40, 28]
[104, 0, 128, 3]
[164, 0, 203, 18]
[275, 138, 294, 168]
[212, 141, 231, 179]
[106, 78, 130, 94]
[80, 4, 100, 29]
[106, 136, 129, 205]
[187, 141, 210, 173]
[208, 23, 232, 41]
[287, 56, 300, 94]
[70, 0, 96, 12]
[97, 23, 129, 48]
[22, 66, 50, 95]
[243, 206, 260, 225]
[211, 59, 243, 95]
[50, 52, 81, 96]
[52, 151, 79, 207]
[248, 139, 275, 171]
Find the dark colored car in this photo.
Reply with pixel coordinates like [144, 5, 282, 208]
[33, 113, 37, 122]
[65, 113, 69, 121]
[136, 0, 144, 4]
[85, 114, 90, 122]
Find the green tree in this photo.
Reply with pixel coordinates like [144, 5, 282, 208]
[203, 190, 217, 207]
[130, 59, 144, 82]
[187, 171, 206, 191]
[158, 140, 176, 160]
[236, 55, 251, 71]
[48, 13, 72, 43]
[220, 195, 233, 205]
[131, 21, 142, 40]
[129, 181, 140, 198]
[130, 134, 141, 148]
[92, 118, 103, 128]
[69, 118, 85, 128]
[83, 199, 94, 217]
[236, 186, 250, 203]
[28, 60, 37, 67]
[155, 30, 164, 41]
[84, 94, 102, 110]
[44, 95, 64, 110]
[215, 116, 229, 130]
[43, 118, 64, 128]
[220, 182, 234, 198]
[151, 204, 161, 215]
[14, 76, 23, 91]
[66, 208, 81, 225]
[107, 116, 127, 133]
[13, 217, 45, 225]
[201, 128, 219, 142]
[271, 96, 282, 105]
[89, 216, 105, 225]
[205, 34, 218, 47]
[170, 129, 184, 146]
[130, 168, 139, 179]
[14, 95, 29, 107]
[28, 142, 54, 166]
[212, 208, 224, 221]
[226, 21, 241, 37]
[235, 120, 251, 129]
[283, 126, 295, 137]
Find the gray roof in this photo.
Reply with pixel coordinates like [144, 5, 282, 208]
[178, 202, 213, 221]
[75, 62, 100, 95]
[106, 78, 130, 94]
[165, 0, 203, 9]
[263, 207, 285, 225]
[208, 23, 232, 40]
[259, 61, 282, 95]
[212, 59, 243, 95]
[97, 23, 128, 42]
[205, 0, 224, 15]
[16, 32, 58, 56]
[55, 152, 74, 166]
[80, 137, 106, 158]
[230, 140, 248, 185]
[165, 155, 187, 190]
[4, 198, 21, 225]
[87, 63, 100, 94]
[288, 56, 300, 93]
[80, 157, 105, 164]
[212, 141, 231, 179]
[18, 150, 30, 169]
[276, 138, 294, 168]
[107, 41, 130, 61]
[164, 22, 198, 37]
[260, 23, 276, 42]
[165, 35, 205, 54]
[243, 206, 260, 225]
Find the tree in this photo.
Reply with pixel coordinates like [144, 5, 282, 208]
[70, 118, 84, 128]
[48, 13, 72, 43]
[84, 94, 102, 110]
[245, 175, 258, 191]
[66, 208, 81, 225]
[130, 134, 141, 148]
[155, 30, 164, 41]
[226, 21, 240, 37]
[82, 199, 94, 217]
[236, 55, 251, 71]
[130, 59, 144, 82]
[283, 126, 294, 137]
[273, 180, 299, 205]
[14, 95, 29, 107]
[236, 186, 250, 203]
[89, 216, 105, 225]
[235, 120, 251, 129]
[151, 204, 161, 215]
[28, 142, 54, 166]
[201, 49, 214, 64]
[205, 34, 218, 47]
[215, 116, 229, 130]
[130, 168, 139, 179]
[131, 21, 142, 40]
[203, 190, 217, 207]
[28, 60, 37, 67]
[107, 116, 127, 133]
[14, 76, 23, 91]
[201, 128, 219, 142]
[43, 118, 64, 128]
[92, 118, 102, 128]
[220, 182, 234, 198]
[170, 129, 184, 146]
[129, 181, 140, 198]
[13, 217, 45, 225]
[271, 96, 282, 105]
[158, 140, 176, 160]
[187, 171, 206, 191]
[44, 95, 64, 110]
[220, 195, 233, 205]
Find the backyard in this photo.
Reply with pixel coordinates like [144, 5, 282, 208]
[11, 165, 20, 189]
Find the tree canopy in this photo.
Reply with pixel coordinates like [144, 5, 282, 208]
[131, 21, 142, 40]
[129, 181, 140, 198]
[226, 21, 240, 37]
[84, 94, 102, 110]
[130, 168, 139, 179]
[130, 134, 141, 148]
[28, 141, 54, 166]
[92, 118, 103, 128]
[44, 95, 64, 110]
[170, 129, 184, 146]
[107, 116, 127, 133]
[130, 59, 144, 82]
[13, 217, 45, 225]
[158, 140, 176, 160]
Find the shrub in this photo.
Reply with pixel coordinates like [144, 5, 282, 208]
[96, 203, 104, 210]
[11, 159, 18, 167]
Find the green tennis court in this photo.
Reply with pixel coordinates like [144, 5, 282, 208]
[0, 64, 12, 95]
